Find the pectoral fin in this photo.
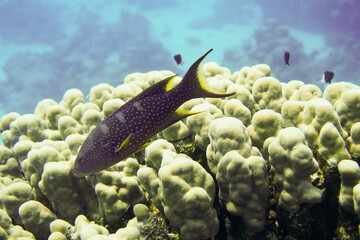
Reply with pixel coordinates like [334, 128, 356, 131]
[116, 133, 133, 153]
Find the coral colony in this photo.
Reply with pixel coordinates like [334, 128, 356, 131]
[1, 50, 360, 239]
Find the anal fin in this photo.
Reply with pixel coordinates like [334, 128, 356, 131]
[163, 108, 203, 129]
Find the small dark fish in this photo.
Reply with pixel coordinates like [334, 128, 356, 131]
[284, 51, 290, 66]
[324, 71, 334, 84]
[173, 54, 183, 65]
[74, 49, 235, 176]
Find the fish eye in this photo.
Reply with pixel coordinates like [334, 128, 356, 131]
[78, 158, 84, 163]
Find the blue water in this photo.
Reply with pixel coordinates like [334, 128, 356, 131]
[0, 0, 359, 117]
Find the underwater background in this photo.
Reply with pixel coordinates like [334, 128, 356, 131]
[0, 0, 359, 118]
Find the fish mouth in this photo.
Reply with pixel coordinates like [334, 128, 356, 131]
[73, 167, 96, 177]
[72, 168, 86, 177]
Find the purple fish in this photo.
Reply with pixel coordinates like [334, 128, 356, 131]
[324, 71, 334, 84]
[173, 54, 182, 65]
[284, 51, 290, 66]
[74, 49, 235, 176]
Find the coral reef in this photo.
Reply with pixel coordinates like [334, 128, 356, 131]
[268, 127, 322, 212]
[138, 140, 218, 240]
[216, 150, 268, 232]
[0, 59, 359, 239]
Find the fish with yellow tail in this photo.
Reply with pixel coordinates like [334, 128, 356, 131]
[74, 49, 235, 176]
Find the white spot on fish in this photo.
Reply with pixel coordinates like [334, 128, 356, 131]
[100, 124, 109, 133]
[133, 101, 144, 111]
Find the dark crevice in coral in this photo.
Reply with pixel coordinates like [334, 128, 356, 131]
[336, 209, 359, 239]
[212, 167, 228, 240]
[265, 160, 281, 238]
[140, 212, 179, 240]
[192, 143, 229, 239]
[73, 175, 99, 222]
[12, 153, 26, 179]
[172, 135, 197, 157]
[134, 149, 146, 165]
[107, 206, 135, 233]
[135, 189, 180, 239]
[33, 186, 56, 217]
[277, 205, 312, 239]
[309, 165, 340, 240]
